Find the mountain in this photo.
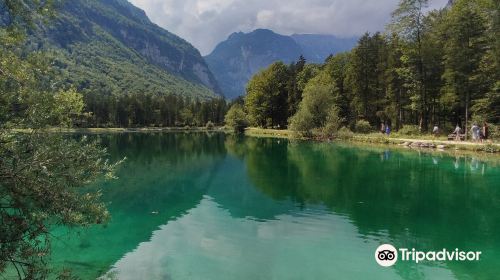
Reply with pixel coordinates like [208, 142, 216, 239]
[30, 0, 220, 99]
[205, 29, 357, 99]
[291, 34, 358, 64]
[204, 29, 303, 100]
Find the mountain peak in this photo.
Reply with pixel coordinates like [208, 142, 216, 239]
[251, 28, 276, 35]
[205, 29, 357, 99]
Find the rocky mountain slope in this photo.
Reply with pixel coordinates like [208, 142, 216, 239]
[30, 0, 221, 99]
[205, 29, 357, 99]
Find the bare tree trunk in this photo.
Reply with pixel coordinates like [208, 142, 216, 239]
[465, 91, 469, 141]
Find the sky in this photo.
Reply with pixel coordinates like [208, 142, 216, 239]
[129, 0, 449, 55]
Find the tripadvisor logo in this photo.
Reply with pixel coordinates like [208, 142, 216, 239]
[375, 244, 398, 267]
[375, 244, 482, 267]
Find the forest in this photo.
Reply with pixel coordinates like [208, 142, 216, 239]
[234, 0, 499, 137]
[83, 93, 227, 128]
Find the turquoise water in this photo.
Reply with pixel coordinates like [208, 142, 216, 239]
[50, 133, 500, 280]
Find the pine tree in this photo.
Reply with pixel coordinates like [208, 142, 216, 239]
[442, 0, 488, 138]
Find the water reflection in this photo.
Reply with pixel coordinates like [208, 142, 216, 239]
[51, 133, 227, 278]
[223, 137, 500, 280]
[49, 133, 500, 280]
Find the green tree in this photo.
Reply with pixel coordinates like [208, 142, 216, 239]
[289, 73, 338, 135]
[390, 0, 430, 130]
[383, 34, 407, 130]
[346, 33, 387, 125]
[245, 62, 289, 128]
[0, 3, 119, 278]
[224, 104, 248, 133]
[442, 0, 488, 139]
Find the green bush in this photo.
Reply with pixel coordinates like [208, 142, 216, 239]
[289, 78, 336, 134]
[488, 123, 499, 141]
[337, 127, 354, 139]
[355, 120, 372, 134]
[321, 106, 344, 137]
[483, 143, 498, 153]
[398, 125, 421, 136]
[206, 121, 215, 129]
[224, 104, 248, 133]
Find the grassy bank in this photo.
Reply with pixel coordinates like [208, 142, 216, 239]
[244, 128, 298, 139]
[244, 127, 500, 153]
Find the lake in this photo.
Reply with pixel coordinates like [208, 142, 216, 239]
[50, 132, 500, 280]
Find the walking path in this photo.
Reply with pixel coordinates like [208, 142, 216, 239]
[390, 137, 499, 147]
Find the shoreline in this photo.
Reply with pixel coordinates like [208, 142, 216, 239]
[8, 126, 499, 154]
[244, 127, 500, 154]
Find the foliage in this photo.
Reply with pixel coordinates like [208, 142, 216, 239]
[487, 123, 499, 141]
[84, 93, 227, 128]
[51, 88, 85, 127]
[288, 73, 337, 134]
[206, 121, 215, 129]
[397, 125, 422, 136]
[0, 2, 119, 278]
[321, 106, 344, 137]
[345, 32, 387, 123]
[471, 81, 500, 123]
[34, 0, 219, 100]
[441, 0, 489, 136]
[354, 120, 373, 134]
[0, 133, 118, 279]
[245, 62, 290, 128]
[336, 127, 355, 139]
[244, 0, 499, 137]
[224, 104, 248, 133]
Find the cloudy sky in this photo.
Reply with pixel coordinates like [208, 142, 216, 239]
[129, 0, 448, 55]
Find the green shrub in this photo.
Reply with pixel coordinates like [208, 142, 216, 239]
[337, 127, 354, 139]
[483, 143, 498, 153]
[321, 106, 344, 137]
[206, 121, 215, 129]
[488, 123, 499, 141]
[355, 120, 372, 134]
[398, 125, 421, 136]
[289, 109, 314, 134]
[225, 104, 248, 133]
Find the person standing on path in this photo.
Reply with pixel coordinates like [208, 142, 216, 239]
[482, 122, 489, 143]
[471, 123, 480, 142]
[454, 125, 461, 141]
[433, 125, 439, 137]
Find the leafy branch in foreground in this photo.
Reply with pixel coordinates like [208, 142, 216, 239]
[1, 1, 121, 278]
[0, 133, 120, 279]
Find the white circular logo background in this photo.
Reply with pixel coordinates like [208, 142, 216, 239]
[375, 244, 398, 267]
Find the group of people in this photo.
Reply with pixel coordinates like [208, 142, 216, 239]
[379, 121, 490, 143]
[380, 123, 391, 135]
[471, 122, 489, 143]
[453, 122, 489, 143]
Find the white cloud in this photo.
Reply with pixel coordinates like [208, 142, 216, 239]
[129, 0, 449, 55]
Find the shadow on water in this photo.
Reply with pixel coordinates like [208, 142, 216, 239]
[50, 133, 500, 280]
